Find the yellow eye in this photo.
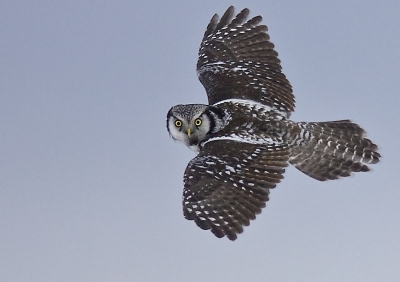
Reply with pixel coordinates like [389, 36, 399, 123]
[194, 118, 202, 126]
[175, 120, 182, 127]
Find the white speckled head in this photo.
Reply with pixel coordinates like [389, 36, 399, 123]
[166, 104, 228, 152]
[167, 104, 211, 152]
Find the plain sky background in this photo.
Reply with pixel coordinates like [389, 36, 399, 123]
[1, 0, 399, 281]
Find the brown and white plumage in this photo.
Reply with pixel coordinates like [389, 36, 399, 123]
[166, 6, 380, 240]
[183, 141, 290, 240]
[197, 6, 294, 115]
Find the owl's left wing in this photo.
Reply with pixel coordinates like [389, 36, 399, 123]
[183, 140, 290, 240]
[197, 6, 294, 115]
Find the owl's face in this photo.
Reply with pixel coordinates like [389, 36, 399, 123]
[167, 104, 213, 152]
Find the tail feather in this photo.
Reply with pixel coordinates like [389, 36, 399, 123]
[289, 120, 380, 181]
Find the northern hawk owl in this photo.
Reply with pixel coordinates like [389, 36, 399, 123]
[166, 6, 380, 240]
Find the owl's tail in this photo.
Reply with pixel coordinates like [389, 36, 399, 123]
[289, 120, 380, 181]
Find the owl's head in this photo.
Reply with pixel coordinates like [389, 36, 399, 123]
[167, 104, 228, 152]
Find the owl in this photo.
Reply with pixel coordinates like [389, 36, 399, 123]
[166, 6, 380, 240]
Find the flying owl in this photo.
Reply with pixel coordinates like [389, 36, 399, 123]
[166, 6, 380, 240]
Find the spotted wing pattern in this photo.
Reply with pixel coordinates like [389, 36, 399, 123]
[183, 140, 290, 240]
[197, 6, 294, 116]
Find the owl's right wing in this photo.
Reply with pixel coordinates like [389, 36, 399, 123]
[197, 6, 294, 116]
[182, 139, 290, 240]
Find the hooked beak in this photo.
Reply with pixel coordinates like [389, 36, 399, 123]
[187, 128, 191, 137]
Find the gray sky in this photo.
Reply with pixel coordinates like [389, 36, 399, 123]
[1, 0, 399, 281]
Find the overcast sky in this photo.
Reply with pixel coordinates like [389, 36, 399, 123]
[1, 0, 399, 281]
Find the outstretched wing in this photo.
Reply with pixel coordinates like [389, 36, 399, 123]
[197, 6, 295, 116]
[183, 140, 290, 240]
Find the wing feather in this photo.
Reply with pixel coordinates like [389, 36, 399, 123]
[197, 6, 295, 115]
[182, 140, 290, 240]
